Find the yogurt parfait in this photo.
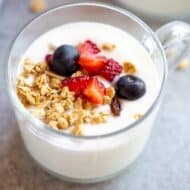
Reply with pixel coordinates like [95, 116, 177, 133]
[14, 21, 159, 181]
[8, 2, 182, 183]
[16, 22, 159, 136]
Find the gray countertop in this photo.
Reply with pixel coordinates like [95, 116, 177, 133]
[0, 0, 190, 189]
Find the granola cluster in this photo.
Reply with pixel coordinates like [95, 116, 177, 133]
[102, 43, 116, 52]
[123, 61, 137, 74]
[17, 58, 111, 135]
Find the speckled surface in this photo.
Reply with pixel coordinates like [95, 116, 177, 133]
[0, 1, 190, 190]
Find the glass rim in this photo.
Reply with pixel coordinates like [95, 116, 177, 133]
[6, 1, 167, 140]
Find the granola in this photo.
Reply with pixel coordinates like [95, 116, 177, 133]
[123, 61, 137, 74]
[102, 43, 116, 51]
[17, 58, 109, 136]
[133, 113, 142, 120]
[103, 87, 115, 104]
[48, 43, 57, 52]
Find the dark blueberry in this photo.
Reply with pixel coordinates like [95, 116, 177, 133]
[115, 75, 146, 100]
[51, 45, 80, 76]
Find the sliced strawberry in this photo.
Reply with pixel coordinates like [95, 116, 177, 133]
[62, 76, 90, 96]
[83, 77, 105, 105]
[45, 54, 52, 65]
[78, 40, 105, 74]
[78, 40, 100, 54]
[79, 54, 106, 75]
[100, 58, 122, 81]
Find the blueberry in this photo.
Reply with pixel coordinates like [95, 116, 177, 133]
[51, 45, 80, 76]
[115, 75, 146, 100]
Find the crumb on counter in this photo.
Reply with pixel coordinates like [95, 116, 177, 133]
[166, 48, 176, 58]
[176, 58, 189, 71]
[30, 0, 46, 13]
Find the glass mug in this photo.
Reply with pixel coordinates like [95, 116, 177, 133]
[7, 2, 190, 183]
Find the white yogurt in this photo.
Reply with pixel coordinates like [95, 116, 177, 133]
[16, 22, 160, 182]
[18, 22, 159, 135]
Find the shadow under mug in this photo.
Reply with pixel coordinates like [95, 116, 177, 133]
[7, 1, 190, 183]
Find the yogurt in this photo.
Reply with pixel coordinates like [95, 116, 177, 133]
[18, 22, 159, 135]
[16, 22, 160, 182]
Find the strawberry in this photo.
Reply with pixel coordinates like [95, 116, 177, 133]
[79, 55, 106, 75]
[78, 40, 100, 54]
[45, 54, 52, 65]
[83, 77, 105, 105]
[62, 76, 90, 96]
[100, 58, 122, 81]
[78, 40, 105, 74]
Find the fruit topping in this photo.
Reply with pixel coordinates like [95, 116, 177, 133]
[79, 55, 106, 75]
[111, 96, 122, 116]
[50, 45, 80, 77]
[45, 54, 52, 65]
[83, 77, 105, 105]
[115, 75, 146, 100]
[78, 40, 100, 55]
[62, 76, 106, 104]
[78, 40, 105, 74]
[100, 58, 122, 81]
[62, 76, 90, 96]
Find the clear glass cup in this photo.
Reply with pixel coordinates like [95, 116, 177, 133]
[6, 2, 190, 183]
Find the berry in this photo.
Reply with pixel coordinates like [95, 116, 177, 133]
[62, 76, 90, 96]
[83, 77, 105, 105]
[100, 58, 122, 81]
[79, 54, 106, 75]
[45, 54, 52, 65]
[78, 40, 100, 55]
[78, 40, 104, 74]
[115, 75, 146, 100]
[51, 45, 80, 77]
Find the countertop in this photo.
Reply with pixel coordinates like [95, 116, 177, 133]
[0, 0, 190, 190]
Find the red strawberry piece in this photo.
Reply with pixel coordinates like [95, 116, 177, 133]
[62, 76, 90, 96]
[79, 54, 106, 75]
[78, 40, 105, 74]
[100, 58, 122, 82]
[45, 54, 52, 65]
[78, 40, 100, 54]
[83, 77, 105, 105]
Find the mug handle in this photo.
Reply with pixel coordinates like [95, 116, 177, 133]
[156, 21, 190, 69]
